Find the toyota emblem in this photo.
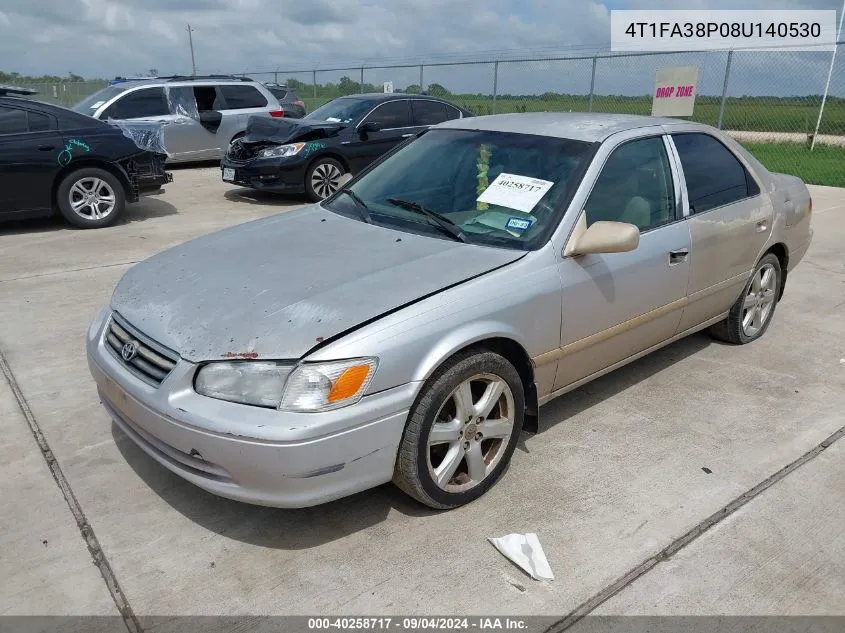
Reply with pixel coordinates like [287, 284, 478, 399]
[121, 341, 139, 361]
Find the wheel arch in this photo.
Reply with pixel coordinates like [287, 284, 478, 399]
[307, 151, 350, 173]
[763, 242, 789, 300]
[53, 159, 132, 209]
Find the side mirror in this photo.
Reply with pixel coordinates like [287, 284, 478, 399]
[359, 121, 381, 134]
[569, 220, 640, 256]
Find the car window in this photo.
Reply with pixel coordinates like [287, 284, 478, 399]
[331, 128, 595, 250]
[445, 105, 462, 120]
[362, 100, 411, 129]
[219, 85, 268, 109]
[269, 88, 288, 100]
[0, 106, 28, 134]
[584, 136, 676, 232]
[192, 85, 226, 111]
[27, 111, 54, 132]
[72, 85, 128, 114]
[411, 100, 449, 126]
[672, 133, 758, 214]
[103, 87, 169, 119]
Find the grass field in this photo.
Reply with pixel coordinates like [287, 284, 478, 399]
[741, 142, 845, 188]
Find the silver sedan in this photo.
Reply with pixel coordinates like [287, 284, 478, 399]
[87, 113, 813, 509]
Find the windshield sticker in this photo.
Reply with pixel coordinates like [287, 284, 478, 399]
[58, 138, 90, 166]
[476, 144, 492, 211]
[325, 117, 342, 122]
[477, 173, 554, 213]
[505, 217, 533, 232]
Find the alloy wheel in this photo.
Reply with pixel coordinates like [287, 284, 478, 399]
[742, 262, 778, 337]
[68, 177, 117, 221]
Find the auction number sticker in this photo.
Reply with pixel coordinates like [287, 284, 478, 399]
[476, 173, 554, 213]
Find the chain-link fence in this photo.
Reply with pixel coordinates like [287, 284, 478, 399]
[13, 44, 845, 185]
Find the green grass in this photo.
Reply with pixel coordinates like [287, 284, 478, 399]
[741, 142, 845, 187]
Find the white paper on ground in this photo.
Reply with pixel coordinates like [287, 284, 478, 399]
[476, 173, 554, 213]
[488, 533, 554, 581]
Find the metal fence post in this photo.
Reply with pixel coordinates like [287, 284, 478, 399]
[811, 6, 845, 150]
[419, 65, 424, 93]
[312, 70, 317, 100]
[588, 57, 597, 112]
[717, 50, 734, 130]
[492, 61, 499, 114]
[360, 67, 365, 93]
[274, 71, 278, 84]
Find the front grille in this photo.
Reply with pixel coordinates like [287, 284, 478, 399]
[105, 313, 179, 387]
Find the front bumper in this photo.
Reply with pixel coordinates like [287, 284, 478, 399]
[124, 152, 172, 201]
[220, 154, 308, 193]
[86, 309, 415, 508]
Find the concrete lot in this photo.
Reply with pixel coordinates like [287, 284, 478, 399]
[0, 167, 843, 624]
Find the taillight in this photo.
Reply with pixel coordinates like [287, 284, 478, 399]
[270, 109, 284, 118]
[293, 100, 305, 108]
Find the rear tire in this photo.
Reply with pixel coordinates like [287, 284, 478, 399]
[305, 157, 345, 202]
[393, 350, 524, 510]
[56, 167, 126, 229]
[709, 253, 781, 344]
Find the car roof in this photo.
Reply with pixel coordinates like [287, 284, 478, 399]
[434, 112, 713, 142]
[109, 78, 265, 90]
[338, 92, 459, 102]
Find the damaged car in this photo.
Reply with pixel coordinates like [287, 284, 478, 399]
[1, 85, 172, 229]
[88, 113, 812, 510]
[221, 93, 471, 201]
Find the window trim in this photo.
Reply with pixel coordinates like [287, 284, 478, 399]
[356, 98, 414, 132]
[668, 131, 763, 217]
[576, 133, 684, 237]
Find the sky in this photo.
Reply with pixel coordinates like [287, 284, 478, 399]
[1, 0, 843, 97]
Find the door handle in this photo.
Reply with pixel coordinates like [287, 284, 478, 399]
[37, 144, 55, 151]
[756, 219, 768, 232]
[669, 249, 689, 265]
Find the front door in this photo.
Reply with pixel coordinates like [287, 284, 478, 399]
[554, 135, 691, 390]
[344, 100, 418, 173]
[0, 105, 61, 217]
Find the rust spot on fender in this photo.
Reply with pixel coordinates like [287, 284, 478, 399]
[221, 351, 259, 359]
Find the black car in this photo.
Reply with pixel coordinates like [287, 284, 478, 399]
[263, 83, 307, 119]
[220, 93, 472, 201]
[0, 86, 172, 229]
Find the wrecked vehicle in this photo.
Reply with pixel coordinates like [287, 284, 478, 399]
[0, 85, 171, 228]
[74, 76, 283, 163]
[88, 113, 812, 509]
[221, 93, 472, 201]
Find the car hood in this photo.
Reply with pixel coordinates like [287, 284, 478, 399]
[243, 115, 344, 144]
[110, 206, 525, 362]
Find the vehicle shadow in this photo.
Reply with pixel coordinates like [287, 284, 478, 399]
[115, 332, 713, 549]
[119, 197, 178, 224]
[223, 188, 308, 207]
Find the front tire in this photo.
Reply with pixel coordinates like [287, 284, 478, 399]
[709, 253, 782, 344]
[393, 350, 525, 509]
[56, 167, 126, 229]
[305, 157, 345, 202]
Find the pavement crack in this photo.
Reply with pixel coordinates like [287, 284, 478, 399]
[0, 347, 142, 633]
[0, 260, 140, 283]
[542, 422, 845, 633]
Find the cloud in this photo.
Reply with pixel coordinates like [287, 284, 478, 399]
[0, 0, 841, 98]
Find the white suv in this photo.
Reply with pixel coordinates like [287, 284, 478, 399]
[73, 75, 282, 163]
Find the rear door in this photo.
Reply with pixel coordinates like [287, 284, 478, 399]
[668, 132, 771, 332]
[345, 99, 415, 173]
[0, 105, 61, 217]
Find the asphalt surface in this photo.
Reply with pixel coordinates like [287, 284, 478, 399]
[1, 167, 843, 625]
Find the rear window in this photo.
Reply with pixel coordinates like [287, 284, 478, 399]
[219, 85, 268, 109]
[411, 100, 449, 126]
[27, 110, 54, 131]
[0, 106, 28, 134]
[268, 87, 288, 100]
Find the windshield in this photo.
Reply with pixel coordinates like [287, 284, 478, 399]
[325, 129, 595, 250]
[305, 98, 373, 124]
[73, 85, 127, 114]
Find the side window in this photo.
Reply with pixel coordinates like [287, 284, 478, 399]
[103, 88, 169, 119]
[0, 106, 28, 135]
[445, 105, 462, 120]
[192, 86, 226, 112]
[218, 85, 268, 109]
[672, 133, 758, 214]
[27, 111, 54, 132]
[411, 100, 448, 126]
[584, 137, 677, 232]
[363, 100, 411, 129]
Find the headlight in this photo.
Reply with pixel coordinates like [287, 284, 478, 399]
[195, 361, 293, 408]
[279, 358, 378, 412]
[259, 142, 305, 158]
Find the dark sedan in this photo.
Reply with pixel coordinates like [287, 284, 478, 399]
[0, 86, 172, 228]
[220, 93, 472, 201]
